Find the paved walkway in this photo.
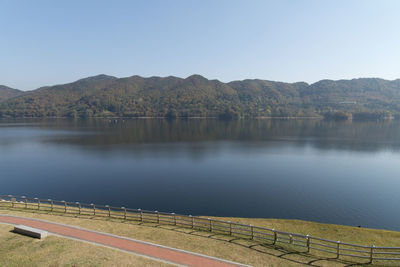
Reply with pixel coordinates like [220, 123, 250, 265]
[0, 215, 249, 267]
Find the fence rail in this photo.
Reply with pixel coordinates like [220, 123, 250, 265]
[0, 194, 399, 263]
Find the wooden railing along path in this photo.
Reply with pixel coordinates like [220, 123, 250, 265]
[1, 194, 399, 263]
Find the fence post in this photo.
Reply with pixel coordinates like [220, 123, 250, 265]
[250, 225, 254, 240]
[289, 234, 293, 244]
[306, 235, 310, 253]
[272, 229, 277, 245]
[336, 241, 340, 259]
[155, 211, 159, 223]
[189, 215, 193, 228]
[122, 207, 126, 219]
[172, 213, 176, 225]
[48, 199, 53, 212]
[76, 202, 81, 214]
[138, 209, 142, 221]
[7, 195, 13, 208]
[34, 198, 40, 210]
[370, 245, 375, 263]
[62, 201, 67, 213]
[90, 204, 95, 215]
[208, 218, 212, 232]
[228, 221, 232, 236]
[22, 196, 27, 209]
[106, 205, 111, 217]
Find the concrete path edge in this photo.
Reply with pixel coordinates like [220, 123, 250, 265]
[0, 214, 252, 267]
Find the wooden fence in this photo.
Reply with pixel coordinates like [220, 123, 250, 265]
[1, 194, 399, 263]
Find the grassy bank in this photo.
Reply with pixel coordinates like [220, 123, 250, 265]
[0, 207, 399, 266]
[208, 216, 400, 248]
[0, 224, 171, 267]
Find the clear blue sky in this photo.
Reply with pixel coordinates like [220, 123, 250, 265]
[1, 0, 400, 90]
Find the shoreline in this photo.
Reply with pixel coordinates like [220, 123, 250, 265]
[1, 116, 396, 122]
[0, 116, 324, 119]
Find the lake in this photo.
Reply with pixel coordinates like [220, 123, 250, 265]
[1, 119, 400, 231]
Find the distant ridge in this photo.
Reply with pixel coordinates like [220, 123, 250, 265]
[0, 85, 24, 102]
[0, 74, 399, 119]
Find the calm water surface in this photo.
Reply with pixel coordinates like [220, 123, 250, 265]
[1, 119, 400, 231]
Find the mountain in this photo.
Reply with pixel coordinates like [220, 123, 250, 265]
[0, 75, 400, 119]
[0, 85, 24, 102]
[301, 78, 400, 103]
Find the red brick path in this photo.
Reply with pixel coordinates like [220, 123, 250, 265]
[0, 215, 248, 267]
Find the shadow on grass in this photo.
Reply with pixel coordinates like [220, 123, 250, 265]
[0, 206, 384, 266]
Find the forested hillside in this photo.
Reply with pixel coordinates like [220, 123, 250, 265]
[0, 86, 23, 102]
[1, 75, 399, 119]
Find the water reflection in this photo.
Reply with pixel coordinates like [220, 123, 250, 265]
[2, 118, 400, 154]
[1, 119, 400, 231]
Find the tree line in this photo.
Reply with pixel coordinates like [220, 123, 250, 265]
[0, 75, 399, 120]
